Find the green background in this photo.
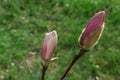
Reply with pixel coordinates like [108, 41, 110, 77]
[0, 0, 120, 80]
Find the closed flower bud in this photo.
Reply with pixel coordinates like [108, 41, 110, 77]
[78, 11, 105, 50]
[41, 30, 58, 61]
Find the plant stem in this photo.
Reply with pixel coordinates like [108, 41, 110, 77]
[60, 49, 87, 80]
[41, 64, 48, 80]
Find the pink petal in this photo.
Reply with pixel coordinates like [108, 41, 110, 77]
[81, 11, 105, 42]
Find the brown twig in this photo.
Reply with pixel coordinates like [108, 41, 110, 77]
[60, 49, 87, 80]
[41, 64, 48, 80]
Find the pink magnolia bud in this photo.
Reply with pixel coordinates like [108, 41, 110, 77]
[78, 11, 105, 50]
[41, 30, 58, 61]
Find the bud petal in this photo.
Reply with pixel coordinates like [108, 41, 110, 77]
[78, 11, 105, 50]
[41, 30, 58, 61]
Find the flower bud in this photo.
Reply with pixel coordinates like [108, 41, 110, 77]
[40, 30, 58, 61]
[78, 11, 105, 50]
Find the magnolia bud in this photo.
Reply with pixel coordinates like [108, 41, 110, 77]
[78, 11, 105, 50]
[40, 30, 58, 61]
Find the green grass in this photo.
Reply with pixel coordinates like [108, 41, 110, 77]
[0, 0, 120, 80]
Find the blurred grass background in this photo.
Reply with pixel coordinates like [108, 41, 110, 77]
[0, 0, 120, 80]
